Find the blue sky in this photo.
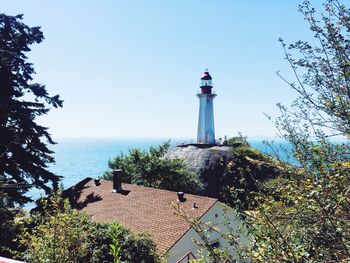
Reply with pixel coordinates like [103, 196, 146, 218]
[1, 1, 325, 139]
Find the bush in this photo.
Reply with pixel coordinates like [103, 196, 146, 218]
[197, 136, 283, 210]
[244, 0, 350, 261]
[0, 201, 23, 258]
[16, 191, 163, 263]
[103, 141, 201, 194]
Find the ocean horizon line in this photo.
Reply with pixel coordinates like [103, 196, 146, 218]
[52, 135, 285, 141]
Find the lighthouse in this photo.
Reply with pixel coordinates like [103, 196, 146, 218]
[197, 70, 216, 144]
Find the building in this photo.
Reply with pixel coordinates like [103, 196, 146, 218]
[0, 257, 25, 263]
[197, 70, 216, 144]
[64, 170, 245, 262]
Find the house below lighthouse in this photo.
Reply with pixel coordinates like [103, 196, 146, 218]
[197, 70, 216, 144]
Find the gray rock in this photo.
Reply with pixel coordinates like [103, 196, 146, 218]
[165, 145, 234, 173]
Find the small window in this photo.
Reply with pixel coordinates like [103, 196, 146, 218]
[210, 240, 220, 248]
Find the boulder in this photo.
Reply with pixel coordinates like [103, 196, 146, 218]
[165, 145, 234, 174]
[165, 144, 283, 208]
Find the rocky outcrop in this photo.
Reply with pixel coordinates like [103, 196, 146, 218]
[165, 145, 234, 174]
[165, 144, 283, 208]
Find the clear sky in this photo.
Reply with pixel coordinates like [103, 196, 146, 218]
[1, 1, 325, 140]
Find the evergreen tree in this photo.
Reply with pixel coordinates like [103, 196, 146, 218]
[0, 14, 63, 207]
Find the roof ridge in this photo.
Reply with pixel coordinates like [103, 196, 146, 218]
[98, 178, 218, 201]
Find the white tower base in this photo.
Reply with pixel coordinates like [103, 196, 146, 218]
[197, 93, 216, 144]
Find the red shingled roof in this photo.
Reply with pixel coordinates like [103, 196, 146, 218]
[64, 178, 217, 252]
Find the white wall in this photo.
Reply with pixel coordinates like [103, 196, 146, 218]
[167, 202, 247, 263]
[205, 94, 216, 144]
[197, 94, 207, 143]
[197, 94, 216, 144]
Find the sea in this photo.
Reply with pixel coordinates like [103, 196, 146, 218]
[25, 138, 293, 209]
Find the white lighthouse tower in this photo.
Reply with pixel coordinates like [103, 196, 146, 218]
[197, 70, 216, 144]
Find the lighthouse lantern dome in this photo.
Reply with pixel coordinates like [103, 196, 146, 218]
[200, 71, 213, 87]
[200, 70, 213, 94]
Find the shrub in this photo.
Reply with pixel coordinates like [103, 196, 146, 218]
[16, 191, 163, 262]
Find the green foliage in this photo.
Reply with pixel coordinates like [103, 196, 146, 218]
[16, 191, 163, 263]
[86, 220, 163, 263]
[84, 222, 114, 263]
[247, 0, 350, 262]
[179, 1, 350, 262]
[225, 135, 250, 148]
[17, 191, 96, 262]
[199, 136, 283, 210]
[118, 231, 163, 263]
[277, 0, 350, 137]
[0, 13, 63, 207]
[224, 149, 283, 210]
[249, 164, 350, 262]
[0, 201, 23, 258]
[103, 141, 201, 194]
[109, 223, 122, 263]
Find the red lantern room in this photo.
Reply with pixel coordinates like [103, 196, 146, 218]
[200, 70, 213, 94]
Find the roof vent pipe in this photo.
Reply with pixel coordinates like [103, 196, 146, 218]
[94, 178, 100, 186]
[177, 192, 186, 202]
[112, 169, 123, 193]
